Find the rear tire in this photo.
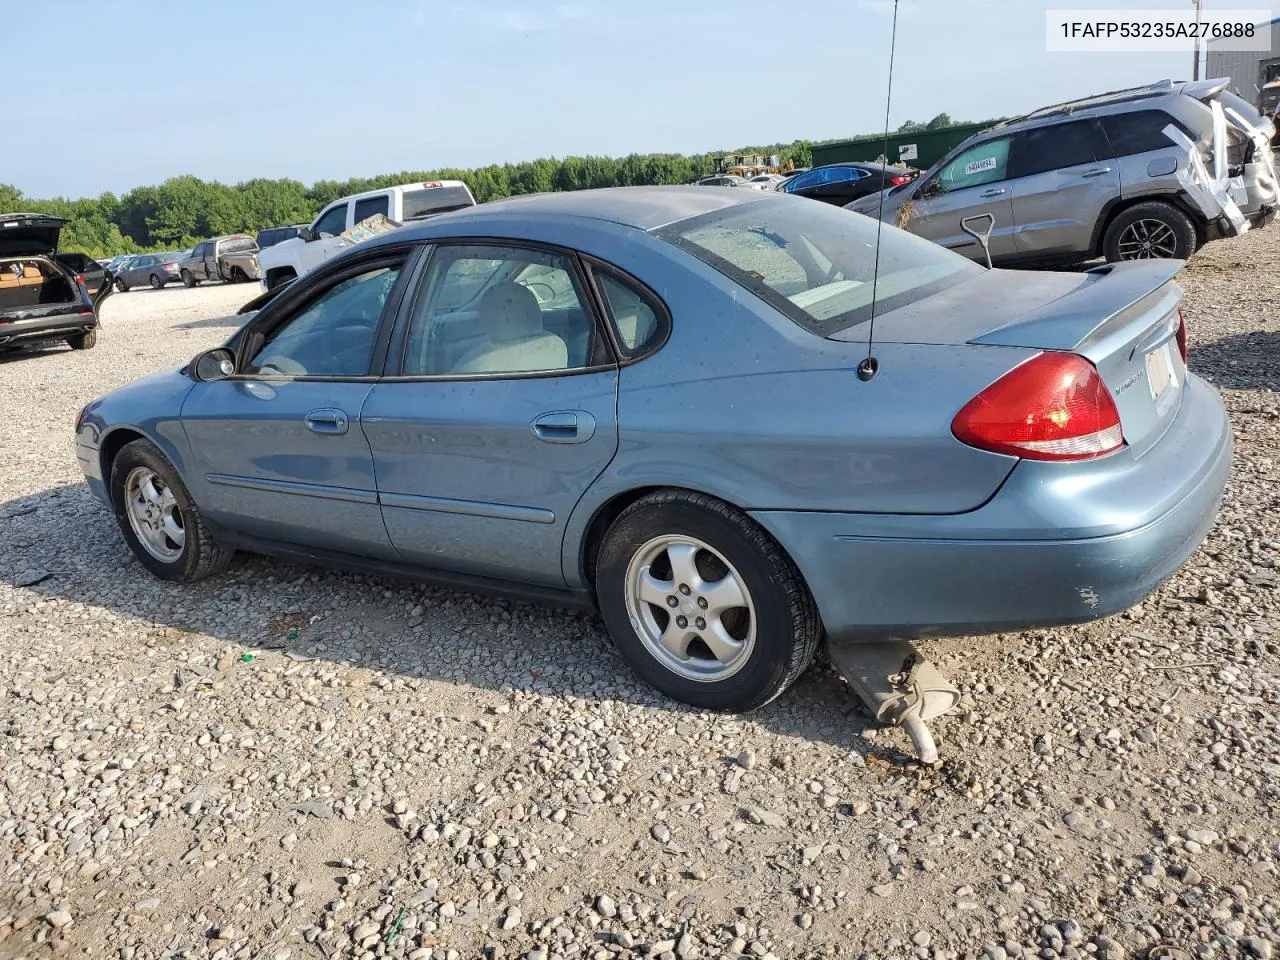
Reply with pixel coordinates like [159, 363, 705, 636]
[181, 270, 196, 288]
[109, 439, 232, 582]
[67, 329, 97, 350]
[150, 273, 164, 289]
[231, 267, 247, 282]
[595, 490, 821, 712]
[1103, 201, 1197, 263]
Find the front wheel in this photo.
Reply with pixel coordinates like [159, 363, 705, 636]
[109, 439, 232, 582]
[181, 270, 197, 288]
[595, 490, 821, 712]
[1103, 201, 1197, 262]
[114, 277, 128, 292]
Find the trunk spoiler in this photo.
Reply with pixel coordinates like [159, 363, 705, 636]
[969, 259, 1183, 352]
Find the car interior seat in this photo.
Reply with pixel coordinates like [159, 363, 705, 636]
[452, 281, 568, 374]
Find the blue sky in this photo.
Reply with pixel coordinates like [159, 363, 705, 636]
[11, 0, 1192, 198]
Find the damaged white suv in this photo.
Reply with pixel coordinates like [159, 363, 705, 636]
[850, 78, 1276, 267]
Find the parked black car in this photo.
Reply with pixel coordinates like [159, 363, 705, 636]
[256, 224, 307, 249]
[53, 251, 108, 297]
[780, 162, 919, 206]
[0, 214, 111, 352]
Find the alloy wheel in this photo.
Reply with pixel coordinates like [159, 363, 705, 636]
[123, 467, 185, 562]
[624, 535, 756, 682]
[1116, 218, 1179, 260]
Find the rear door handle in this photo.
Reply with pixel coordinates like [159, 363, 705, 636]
[304, 408, 349, 435]
[532, 411, 596, 444]
[979, 187, 1007, 197]
[1080, 167, 1113, 178]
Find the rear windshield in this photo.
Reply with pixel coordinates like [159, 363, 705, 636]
[158, 252, 185, 263]
[222, 238, 257, 253]
[657, 198, 980, 337]
[401, 185, 476, 220]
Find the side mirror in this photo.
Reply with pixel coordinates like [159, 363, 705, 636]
[191, 347, 236, 382]
[960, 213, 996, 270]
[300, 227, 315, 242]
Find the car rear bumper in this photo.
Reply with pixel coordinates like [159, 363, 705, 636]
[750, 373, 1232, 643]
[0, 310, 97, 347]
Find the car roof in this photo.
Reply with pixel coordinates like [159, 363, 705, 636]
[996, 77, 1229, 132]
[405, 186, 769, 233]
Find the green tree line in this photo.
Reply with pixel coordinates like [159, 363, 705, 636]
[0, 115, 971, 259]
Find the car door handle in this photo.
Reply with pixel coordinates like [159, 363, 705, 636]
[304, 408, 349, 435]
[1080, 167, 1113, 178]
[979, 188, 1007, 197]
[531, 411, 596, 444]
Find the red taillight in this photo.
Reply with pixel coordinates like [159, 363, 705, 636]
[74, 274, 86, 286]
[889, 175, 911, 186]
[1175, 308, 1187, 363]
[952, 352, 1124, 461]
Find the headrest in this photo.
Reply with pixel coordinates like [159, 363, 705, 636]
[477, 282, 543, 342]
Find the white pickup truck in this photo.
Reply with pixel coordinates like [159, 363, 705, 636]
[257, 180, 476, 290]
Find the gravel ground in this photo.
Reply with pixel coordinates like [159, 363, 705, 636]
[0, 237, 1277, 960]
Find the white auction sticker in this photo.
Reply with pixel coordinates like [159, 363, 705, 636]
[1046, 9, 1271, 51]
[964, 157, 999, 175]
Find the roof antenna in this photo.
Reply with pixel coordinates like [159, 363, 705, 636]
[858, 0, 900, 383]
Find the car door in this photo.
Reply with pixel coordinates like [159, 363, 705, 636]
[127, 256, 151, 286]
[299, 202, 351, 276]
[361, 241, 620, 587]
[906, 136, 1019, 262]
[1009, 119, 1120, 259]
[180, 249, 414, 557]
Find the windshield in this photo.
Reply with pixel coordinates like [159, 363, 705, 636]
[401, 185, 476, 220]
[658, 198, 980, 337]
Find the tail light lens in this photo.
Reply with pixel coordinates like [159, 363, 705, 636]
[952, 352, 1124, 461]
[74, 274, 86, 286]
[1175, 308, 1187, 363]
[889, 175, 911, 186]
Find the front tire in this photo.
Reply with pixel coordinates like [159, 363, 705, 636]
[595, 490, 821, 712]
[181, 270, 197, 288]
[1103, 201, 1197, 262]
[114, 277, 128, 292]
[67, 329, 97, 350]
[109, 439, 232, 582]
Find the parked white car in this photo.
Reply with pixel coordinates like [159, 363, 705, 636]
[257, 180, 477, 290]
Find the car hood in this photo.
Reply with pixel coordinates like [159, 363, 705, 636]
[0, 213, 67, 256]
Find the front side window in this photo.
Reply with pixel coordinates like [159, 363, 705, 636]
[245, 263, 401, 377]
[353, 195, 390, 223]
[933, 137, 1012, 193]
[403, 244, 595, 376]
[659, 200, 980, 337]
[313, 204, 348, 239]
[1017, 120, 1109, 177]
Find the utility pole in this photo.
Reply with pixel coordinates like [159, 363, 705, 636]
[1192, 0, 1203, 80]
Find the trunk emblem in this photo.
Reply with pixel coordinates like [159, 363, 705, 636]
[1114, 370, 1145, 395]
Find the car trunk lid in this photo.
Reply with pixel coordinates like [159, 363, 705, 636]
[0, 214, 67, 257]
[831, 260, 1187, 459]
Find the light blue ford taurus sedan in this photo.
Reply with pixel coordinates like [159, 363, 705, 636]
[75, 187, 1231, 712]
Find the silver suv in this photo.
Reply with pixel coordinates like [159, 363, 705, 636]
[850, 79, 1275, 266]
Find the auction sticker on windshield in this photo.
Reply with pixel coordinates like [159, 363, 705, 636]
[965, 157, 999, 176]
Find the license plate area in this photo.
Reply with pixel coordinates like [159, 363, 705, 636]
[1145, 340, 1182, 414]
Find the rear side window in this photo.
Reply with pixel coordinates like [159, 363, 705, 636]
[353, 195, 390, 223]
[1100, 110, 1183, 156]
[594, 269, 665, 358]
[1016, 120, 1109, 176]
